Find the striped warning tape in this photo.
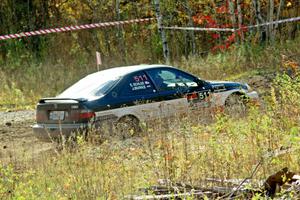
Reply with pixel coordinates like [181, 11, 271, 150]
[162, 16, 300, 32]
[162, 27, 235, 32]
[0, 18, 155, 41]
[246, 16, 300, 29]
[0, 16, 298, 41]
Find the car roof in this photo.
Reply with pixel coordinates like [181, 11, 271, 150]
[85, 64, 173, 79]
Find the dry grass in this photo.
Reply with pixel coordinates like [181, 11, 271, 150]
[1, 74, 300, 199]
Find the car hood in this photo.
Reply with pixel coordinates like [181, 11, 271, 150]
[208, 80, 248, 91]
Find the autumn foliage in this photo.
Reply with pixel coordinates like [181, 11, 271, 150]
[192, 0, 299, 52]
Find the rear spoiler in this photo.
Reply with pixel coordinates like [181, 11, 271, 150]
[39, 98, 88, 104]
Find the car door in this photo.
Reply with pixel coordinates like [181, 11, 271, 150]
[146, 67, 209, 117]
[114, 71, 165, 121]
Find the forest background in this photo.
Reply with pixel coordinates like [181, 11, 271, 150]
[0, 0, 299, 108]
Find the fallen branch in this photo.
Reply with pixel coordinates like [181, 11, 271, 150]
[127, 167, 300, 199]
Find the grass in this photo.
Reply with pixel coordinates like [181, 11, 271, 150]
[178, 37, 300, 80]
[1, 74, 300, 199]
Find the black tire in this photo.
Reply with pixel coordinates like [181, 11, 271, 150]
[225, 94, 247, 116]
[115, 116, 140, 139]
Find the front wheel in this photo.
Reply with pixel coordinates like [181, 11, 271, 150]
[115, 116, 140, 139]
[224, 94, 247, 116]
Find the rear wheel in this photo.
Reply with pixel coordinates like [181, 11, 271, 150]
[115, 116, 140, 139]
[225, 94, 247, 116]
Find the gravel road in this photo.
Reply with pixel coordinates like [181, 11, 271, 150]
[0, 110, 35, 124]
[0, 110, 54, 164]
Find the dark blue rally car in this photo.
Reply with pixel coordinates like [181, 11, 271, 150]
[33, 64, 258, 141]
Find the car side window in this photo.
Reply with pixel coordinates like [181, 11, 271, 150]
[147, 68, 198, 91]
[121, 72, 155, 96]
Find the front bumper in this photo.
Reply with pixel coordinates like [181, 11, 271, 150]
[246, 91, 260, 105]
[32, 123, 88, 142]
[246, 91, 259, 100]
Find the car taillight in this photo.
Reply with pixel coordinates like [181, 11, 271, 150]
[79, 110, 95, 119]
[36, 111, 46, 121]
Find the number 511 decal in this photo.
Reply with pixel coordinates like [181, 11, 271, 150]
[186, 91, 210, 102]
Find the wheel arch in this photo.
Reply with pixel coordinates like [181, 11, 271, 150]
[117, 114, 140, 123]
[115, 114, 142, 136]
[224, 91, 249, 106]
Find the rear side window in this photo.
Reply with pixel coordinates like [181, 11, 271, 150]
[59, 75, 120, 98]
[147, 68, 198, 91]
[121, 72, 155, 96]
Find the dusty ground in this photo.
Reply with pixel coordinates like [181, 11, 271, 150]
[0, 110, 54, 164]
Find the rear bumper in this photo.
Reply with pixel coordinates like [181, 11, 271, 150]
[32, 123, 88, 142]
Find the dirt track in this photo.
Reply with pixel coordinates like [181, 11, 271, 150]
[0, 110, 54, 164]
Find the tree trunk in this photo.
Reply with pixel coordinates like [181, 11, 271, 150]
[183, 0, 196, 55]
[289, 8, 298, 40]
[268, 0, 275, 42]
[274, 0, 285, 39]
[236, 0, 244, 42]
[228, 0, 237, 27]
[104, 31, 112, 59]
[116, 0, 127, 64]
[228, 0, 238, 43]
[154, 0, 170, 64]
[252, 0, 265, 42]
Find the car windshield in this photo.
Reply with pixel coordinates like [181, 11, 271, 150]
[58, 72, 121, 99]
